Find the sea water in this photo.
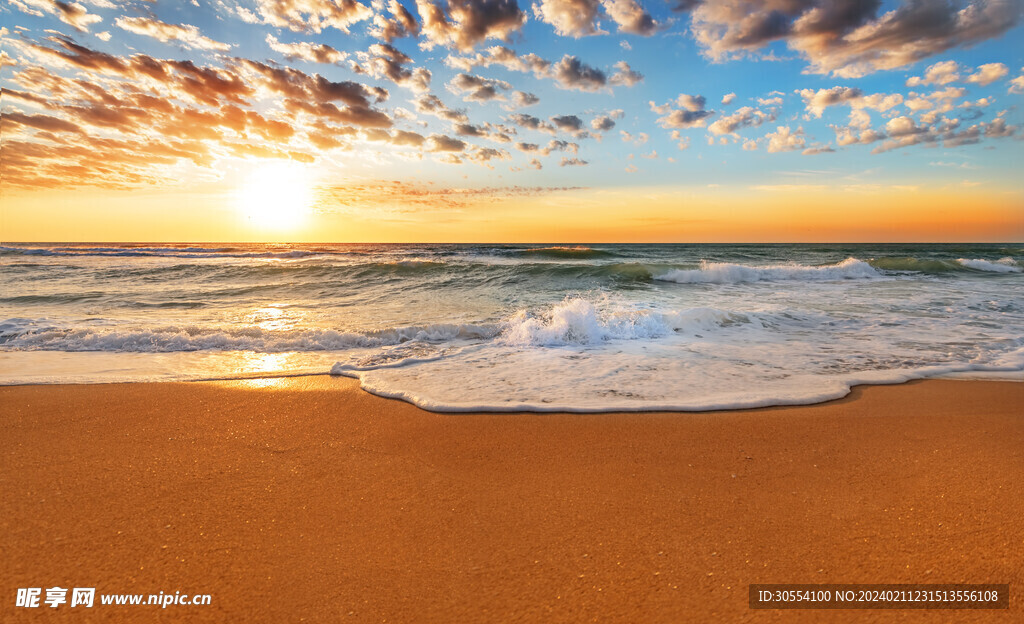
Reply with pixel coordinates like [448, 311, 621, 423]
[1, 243, 1021, 411]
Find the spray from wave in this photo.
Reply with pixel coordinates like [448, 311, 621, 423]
[654, 257, 880, 284]
[956, 258, 1022, 273]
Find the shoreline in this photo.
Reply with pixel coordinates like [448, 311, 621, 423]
[0, 368, 1020, 413]
[2, 377, 1021, 622]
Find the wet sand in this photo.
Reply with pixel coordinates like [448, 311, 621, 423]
[1, 377, 1021, 622]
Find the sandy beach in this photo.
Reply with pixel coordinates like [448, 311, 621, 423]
[1, 377, 1021, 622]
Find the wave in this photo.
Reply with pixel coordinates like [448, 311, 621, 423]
[654, 257, 880, 284]
[867, 257, 965, 273]
[498, 297, 747, 346]
[0, 245, 321, 260]
[336, 355, 1024, 413]
[956, 258, 1022, 273]
[864, 256, 1021, 274]
[0, 319, 501, 352]
[516, 246, 617, 259]
[0, 298, 748, 352]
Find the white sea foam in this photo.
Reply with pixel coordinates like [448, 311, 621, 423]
[654, 257, 880, 284]
[497, 297, 746, 346]
[0, 321, 499, 352]
[956, 258, 1022, 273]
[332, 344, 1024, 412]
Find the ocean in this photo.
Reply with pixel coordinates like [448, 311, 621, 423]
[1, 243, 1022, 411]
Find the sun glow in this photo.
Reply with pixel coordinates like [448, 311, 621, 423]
[234, 161, 315, 231]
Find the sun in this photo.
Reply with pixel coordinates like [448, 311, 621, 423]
[234, 161, 315, 231]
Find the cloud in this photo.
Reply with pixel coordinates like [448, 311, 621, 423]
[869, 110, 1018, 153]
[966, 62, 1008, 86]
[448, 46, 628, 92]
[707, 105, 771, 135]
[689, 0, 1023, 77]
[266, 34, 346, 64]
[532, 0, 658, 36]
[416, 0, 528, 51]
[652, 93, 714, 129]
[368, 0, 421, 41]
[608, 60, 643, 86]
[468, 145, 512, 166]
[982, 114, 1016, 138]
[319, 180, 582, 210]
[1010, 69, 1024, 94]
[514, 139, 578, 157]
[446, 45, 551, 75]
[253, 0, 373, 33]
[549, 54, 607, 91]
[887, 115, 928, 137]
[764, 125, 806, 153]
[670, 131, 691, 149]
[4, 111, 84, 134]
[601, 0, 659, 35]
[620, 130, 648, 145]
[508, 112, 556, 134]
[10, 0, 102, 32]
[1, 33, 577, 188]
[238, 58, 388, 107]
[591, 114, 616, 131]
[355, 43, 432, 91]
[798, 86, 903, 118]
[415, 94, 469, 122]
[532, 0, 604, 36]
[454, 121, 516, 143]
[550, 114, 591, 137]
[427, 133, 468, 151]
[904, 97, 932, 111]
[721, 92, 736, 105]
[447, 71, 511, 102]
[799, 86, 863, 117]
[560, 156, 588, 166]
[511, 91, 540, 106]
[802, 144, 835, 155]
[114, 17, 232, 51]
[906, 60, 960, 86]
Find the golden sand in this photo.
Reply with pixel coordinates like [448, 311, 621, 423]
[1, 378, 1021, 622]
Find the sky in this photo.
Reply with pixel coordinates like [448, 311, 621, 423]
[1, 0, 1022, 242]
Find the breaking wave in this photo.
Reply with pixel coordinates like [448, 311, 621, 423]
[654, 258, 880, 284]
[955, 258, 1022, 273]
[0, 297, 748, 353]
[498, 297, 747, 346]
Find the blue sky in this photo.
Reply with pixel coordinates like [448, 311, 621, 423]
[1, 0, 1022, 240]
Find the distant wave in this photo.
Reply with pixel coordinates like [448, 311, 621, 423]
[867, 257, 965, 273]
[512, 262, 654, 282]
[956, 258, 1022, 273]
[0, 245, 321, 259]
[516, 246, 617, 259]
[654, 257, 880, 284]
[868, 256, 1021, 274]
